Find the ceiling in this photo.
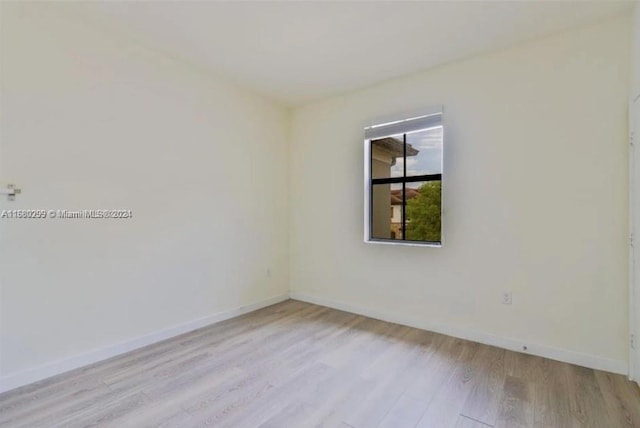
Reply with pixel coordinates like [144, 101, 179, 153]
[57, 1, 632, 107]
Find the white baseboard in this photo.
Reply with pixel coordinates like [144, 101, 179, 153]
[290, 291, 628, 376]
[0, 293, 289, 394]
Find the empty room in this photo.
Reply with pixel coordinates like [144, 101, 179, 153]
[1, 0, 640, 427]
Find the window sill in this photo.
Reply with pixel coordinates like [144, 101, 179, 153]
[364, 239, 442, 248]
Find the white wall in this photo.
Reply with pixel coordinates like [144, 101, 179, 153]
[0, 3, 289, 389]
[290, 17, 631, 372]
[630, 2, 640, 383]
[633, 3, 640, 99]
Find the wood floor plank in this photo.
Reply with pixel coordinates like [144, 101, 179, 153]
[594, 370, 640, 428]
[214, 314, 377, 428]
[402, 336, 469, 402]
[533, 358, 574, 428]
[1, 300, 638, 428]
[0, 377, 107, 426]
[565, 364, 611, 427]
[54, 391, 153, 428]
[8, 382, 114, 428]
[339, 380, 402, 428]
[319, 318, 397, 369]
[181, 309, 358, 426]
[504, 350, 546, 382]
[214, 363, 335, 428]
[494, 375, 534, 428]
[257, 400, 317, 428]
[341, 329, 447, 427]
[455, 415, 493, 427]
[460, 345, 506, 425]
[414, 340, 481, 428]
[141, 305, 331, 402]
[377, 393, 430, 428]
[113, 402, 194, 428]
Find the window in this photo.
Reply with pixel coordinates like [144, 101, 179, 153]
[364, 109, 443, 246]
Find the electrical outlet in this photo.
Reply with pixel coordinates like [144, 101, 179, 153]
[266, 268, 271, 278]
[502, 291, 512, 305]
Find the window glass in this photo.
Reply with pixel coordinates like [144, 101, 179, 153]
[404, 181, 441, 243]
[371, 183, 403, 240]
[405, 127, 442, 176]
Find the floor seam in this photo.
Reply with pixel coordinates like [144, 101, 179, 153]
[458, 413, 494, 427]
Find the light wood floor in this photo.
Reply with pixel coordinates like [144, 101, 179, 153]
[1, 300, 639, 428]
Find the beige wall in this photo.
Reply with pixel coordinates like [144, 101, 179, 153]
[633, 3, 640, 99]
[0, 3, 289, 385]
[290, 17, 631, 369]
[631, 1, 640, 383]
